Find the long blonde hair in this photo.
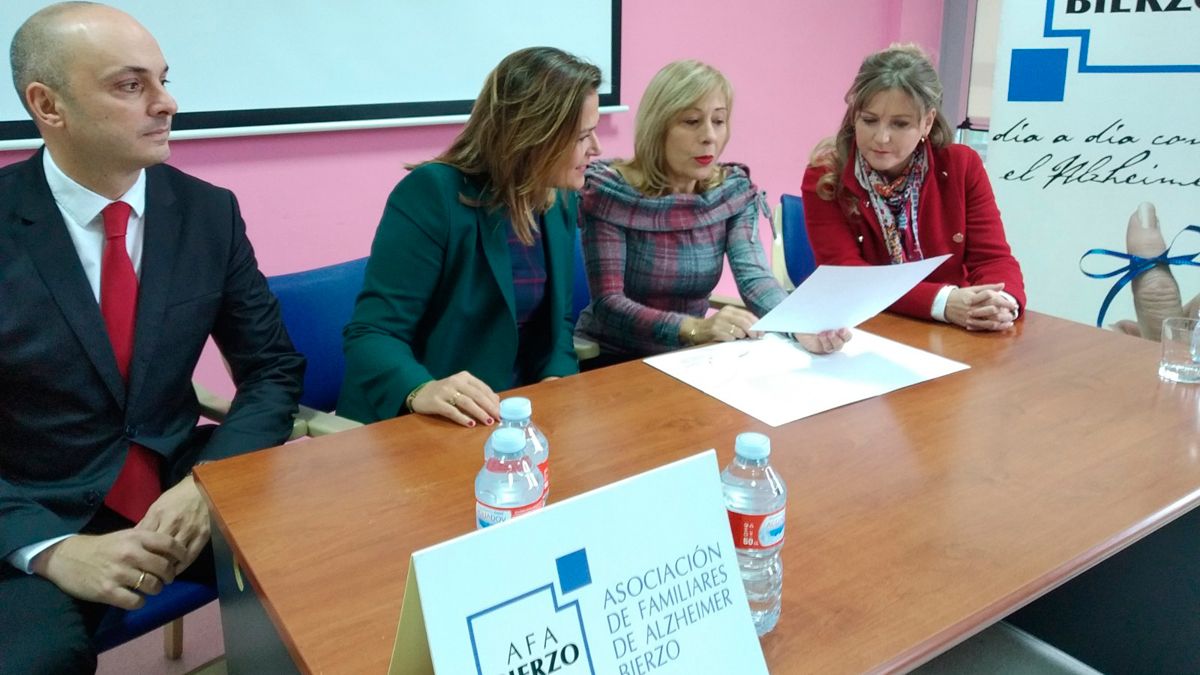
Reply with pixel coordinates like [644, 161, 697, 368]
[436, 47, 601, 244]
[618, 60, 733, 196]
[812, 44, 953, 204]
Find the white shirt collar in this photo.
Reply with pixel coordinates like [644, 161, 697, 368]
[42, 149, 147, 227]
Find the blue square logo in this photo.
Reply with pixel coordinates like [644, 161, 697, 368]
[1008, 48, 1068, 102]
[555, 548, 591, 594]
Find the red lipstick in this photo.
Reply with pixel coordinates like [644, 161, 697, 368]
[695, 155, 714, 166]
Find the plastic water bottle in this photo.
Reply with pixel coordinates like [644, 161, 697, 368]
[721, 432, 787, 636]
[498, 397, 551, 500]
[475, 427, 545, 529]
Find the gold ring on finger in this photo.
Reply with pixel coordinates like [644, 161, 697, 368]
[449, 391, 462, 408]
[132, 570, 147, 592]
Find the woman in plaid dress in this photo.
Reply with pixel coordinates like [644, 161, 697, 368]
[575, 61, 850, 363]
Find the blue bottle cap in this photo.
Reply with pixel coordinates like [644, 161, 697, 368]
[491, 427, 527, 455]
[499, 397, 532, 421]
[734, 432, 771, 460]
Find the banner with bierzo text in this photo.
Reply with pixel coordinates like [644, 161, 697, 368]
[986, 0, 1200, 328]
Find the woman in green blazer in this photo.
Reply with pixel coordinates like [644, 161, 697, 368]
[339, 48, 603, 426]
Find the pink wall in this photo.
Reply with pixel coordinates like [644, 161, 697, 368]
[1, 0, 943, 395]
[894, 0, 947, 63]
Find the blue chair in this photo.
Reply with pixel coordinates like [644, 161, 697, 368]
[711, 195, 813, 309]
[266, 258, 369, 435]
[125, 259, 370, 658]
[773, 193, 818, 289]
[92, 580, 217, 659]
[196, 259, 369, 437]
[268, 258, 367, 412]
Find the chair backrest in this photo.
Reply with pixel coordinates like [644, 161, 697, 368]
[770, 202, 793, 291]
[267, 258, 368, 412]
[93, 580, 216, 652]
[779, 193, 817, 286]
[571, 227, 590, 322]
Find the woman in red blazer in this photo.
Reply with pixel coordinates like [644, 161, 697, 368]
[802, 45, 1025, 331]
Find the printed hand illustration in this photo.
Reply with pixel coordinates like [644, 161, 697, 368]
[1111, 203, 1199, 340]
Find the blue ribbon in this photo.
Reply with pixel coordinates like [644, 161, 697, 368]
[1079, 224, 1200, 327]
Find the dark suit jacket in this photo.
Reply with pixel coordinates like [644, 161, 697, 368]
[338, 163, 579, 423]
[0, 149, 305, 559]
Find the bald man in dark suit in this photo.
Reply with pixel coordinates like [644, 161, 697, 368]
[1, 3, 304, 671]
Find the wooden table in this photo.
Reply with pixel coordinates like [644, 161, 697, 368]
[195, 312, 1200, 674]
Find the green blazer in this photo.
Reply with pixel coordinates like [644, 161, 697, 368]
[338, 163, 579, 423]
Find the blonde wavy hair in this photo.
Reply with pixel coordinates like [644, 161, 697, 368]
[617, 60, 733, 196]
[811, 44, 954, 204]
[436, 47, 601, 244]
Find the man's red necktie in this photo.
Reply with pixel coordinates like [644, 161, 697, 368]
[99, 201, 161, 522]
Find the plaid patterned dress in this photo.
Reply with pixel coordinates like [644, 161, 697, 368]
[575, 161, 787, 356]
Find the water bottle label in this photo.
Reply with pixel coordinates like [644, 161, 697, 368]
[476, 497, 545, 529]
[727, 506, 785, 550]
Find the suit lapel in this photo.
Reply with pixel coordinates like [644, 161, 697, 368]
[11, 151, 125, 405]
[468, 181, 516, 322]
[542, 192, 569, 322]
[127, 166, 181, 407]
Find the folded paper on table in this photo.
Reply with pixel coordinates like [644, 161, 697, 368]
[644, 331, 968, 427]
[751, 254, 950, 333]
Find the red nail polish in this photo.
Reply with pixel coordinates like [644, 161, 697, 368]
[486, 418, 495, 425]
[468, 420, 476, 427]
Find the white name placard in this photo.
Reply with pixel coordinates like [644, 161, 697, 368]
[388, 451, 768, 675]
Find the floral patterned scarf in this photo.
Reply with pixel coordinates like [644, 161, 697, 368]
[854, 143, 929, 263]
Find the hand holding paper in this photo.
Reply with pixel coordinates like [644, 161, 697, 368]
[794, 329, 854, 354]
[751, 255, 951, 333]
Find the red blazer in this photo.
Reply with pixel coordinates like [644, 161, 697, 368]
[801, 143, 1025, 319]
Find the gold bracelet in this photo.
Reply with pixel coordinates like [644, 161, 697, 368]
[405, 381, 432, 413]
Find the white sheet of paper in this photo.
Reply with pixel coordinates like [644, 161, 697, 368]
[643, 331, 968, 427]
[751, 254, 951, 333]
